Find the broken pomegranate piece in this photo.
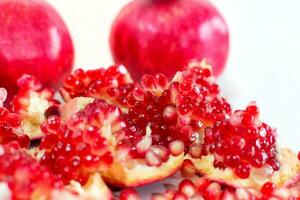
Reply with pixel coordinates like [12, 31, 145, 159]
[10, 74, 59, 139]
[187, 103, 300, 190]
[0, 142, 63, 199]
[40, 109, 113, 185]
[60, 65, 134, 107]
[151, 176, 300, 200]
[58, 98, 184, 187]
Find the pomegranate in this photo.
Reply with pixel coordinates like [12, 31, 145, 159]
[0, 0, 74, 101]
[110, 0, 229, 80]
[10, 74, 59, 139]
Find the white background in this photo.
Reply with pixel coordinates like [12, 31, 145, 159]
[47, 0, 300, 152]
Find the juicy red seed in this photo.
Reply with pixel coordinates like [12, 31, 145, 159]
[120, 189, 140, 200]
[169, 140, 184, 156]
[6, 113, 22, 128]
[194, 177, 211, 193]
[0, 107, 8, 121]
[172, 192, 188, 200]
[203, 183, 221, 200]
[235, 163, 251, 179]
[261, 182, 275, 196]
[178, 179, 196, 198]
[298, 151, 300, 160]
[181, 159, 196, 177]
[189, 143, 202, 158]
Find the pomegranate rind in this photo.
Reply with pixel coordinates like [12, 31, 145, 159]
[188, 148, 300, 190]
[101, 153, 184, 187]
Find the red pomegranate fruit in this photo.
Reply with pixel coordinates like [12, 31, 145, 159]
[0, 0, 74, 101]
[110, 0, 229, 80]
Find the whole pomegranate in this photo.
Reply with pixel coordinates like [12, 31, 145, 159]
[0, 0, 74, 101]
[110, 0, 229, 80]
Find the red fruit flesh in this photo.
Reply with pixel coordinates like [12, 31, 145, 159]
[204, 102, 279, 179]
[110, 0, 229, 80]
[0, 0, 74, 101]
[0, 142, 63, 199]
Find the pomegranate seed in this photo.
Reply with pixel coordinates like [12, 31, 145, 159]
[181, 159, 196, 177]
[172, 192, 188, 200]
[261, 182, 275, 196]
[194, 177, 211, 193]
[189, 143, 203, 158]
[145, 148, 163, 167]
[235, 162, 251, 179]
[169, 140, 184, 156]
[298, 151, 300, 160]
[178, 179, 196, 198]
[203, 182, 222, 200]
[120, 189, 140, 200]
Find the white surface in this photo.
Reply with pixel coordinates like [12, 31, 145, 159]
[47, 0, 300, 160]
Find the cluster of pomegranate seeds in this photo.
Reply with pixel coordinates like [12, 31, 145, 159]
[40, 100, 115, 184]
[152, 177, 300, 200]
[204, 102, 279, 179]
[0, 142, 63, 199]
[10, 74, 59, 138]
[0, 106, 29, 148]
[61, 65, 134, 106]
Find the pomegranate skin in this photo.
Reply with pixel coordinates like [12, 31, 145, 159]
[110, 0, 229, 80]
[0, 0, 74, 100]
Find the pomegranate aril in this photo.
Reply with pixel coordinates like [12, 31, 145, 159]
[178, 179, 196, 198]
[235, 162, 251, 179]
[203, 182, 222, 200]
[194, 177, 211, 193]
[181, 159, 196, 177]
[172, 192, 188, 200]
[120, 188, 140, 200]
[261, 182, 275, 196]
[169, 140, 184, 156]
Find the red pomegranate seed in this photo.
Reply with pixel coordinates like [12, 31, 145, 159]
[172, 192, 188, 200]
[194, 177, 211, 193]
[120, 188, 140, 200]
[261, 182, 275, 196]
[203, 182, 222, 200]
[235, 162, 251, 179]
[145, 147, 163, 167]
[178, 179, 196, 198]
[169, 140, 184, 156]
[297, 151, 300, 160]
[189, 143, 203, 158]
[181, 159, 196, 177]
